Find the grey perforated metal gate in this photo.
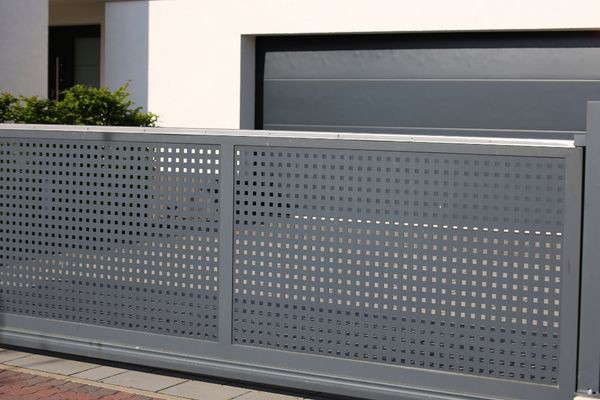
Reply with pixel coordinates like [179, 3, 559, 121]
[0, 125, 583, 400]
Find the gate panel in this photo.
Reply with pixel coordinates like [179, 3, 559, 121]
[0, 139, 221, 340]
[0, 127, 583, 400]
[233, 147, 566, 385]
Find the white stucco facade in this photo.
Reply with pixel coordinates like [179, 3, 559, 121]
[139, 0, 600, 128]
[0, 0, 48, 97]
[105, 1, 149, 110]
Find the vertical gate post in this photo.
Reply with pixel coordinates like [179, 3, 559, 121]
[218, 143, 234, 350]
[578, 101, 600, 394]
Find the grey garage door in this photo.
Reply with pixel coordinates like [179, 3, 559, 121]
[256, 32, 600, 135]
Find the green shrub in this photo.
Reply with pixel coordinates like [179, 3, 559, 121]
[59, 84, 157, 126]
[14, 95, 62, 124]
[0, 84, 157, 127]
[0, 93, 18, 122]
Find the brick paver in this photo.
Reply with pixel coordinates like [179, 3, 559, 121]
[0, 368, 162, 400]
[0, 346, 315, 400]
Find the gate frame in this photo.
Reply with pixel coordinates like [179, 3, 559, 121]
[0, 124, 585, 400]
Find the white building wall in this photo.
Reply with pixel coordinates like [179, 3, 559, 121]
[105, 0, 600, 128]
[0, 0, 48, 97]
[105, 1, 149, 110]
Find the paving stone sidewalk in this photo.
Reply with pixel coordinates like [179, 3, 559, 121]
[0, 368, 158, 400]
[0, 347, 311, 400]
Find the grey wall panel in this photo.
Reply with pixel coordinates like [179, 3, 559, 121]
[264, 48, 600, 80]
[263, 80, 600, 131]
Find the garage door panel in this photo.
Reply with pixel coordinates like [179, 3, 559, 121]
[263, 80, 600, 131]
[265, 48, 600, 80]
[258, 33, 600, 133]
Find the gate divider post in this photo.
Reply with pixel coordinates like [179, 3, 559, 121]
[218, 143, 235, 352]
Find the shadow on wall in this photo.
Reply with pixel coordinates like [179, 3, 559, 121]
[105, 0, 149, 112]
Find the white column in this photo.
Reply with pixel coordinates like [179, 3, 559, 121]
[104, 0, 149, 110]
[0, 0, 48, 97]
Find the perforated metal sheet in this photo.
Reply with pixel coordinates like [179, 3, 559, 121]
[233, 147, 565, 385]
[0, 139, 220, 340]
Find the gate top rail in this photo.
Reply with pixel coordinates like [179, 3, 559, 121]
[0, 123, 577, 148]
